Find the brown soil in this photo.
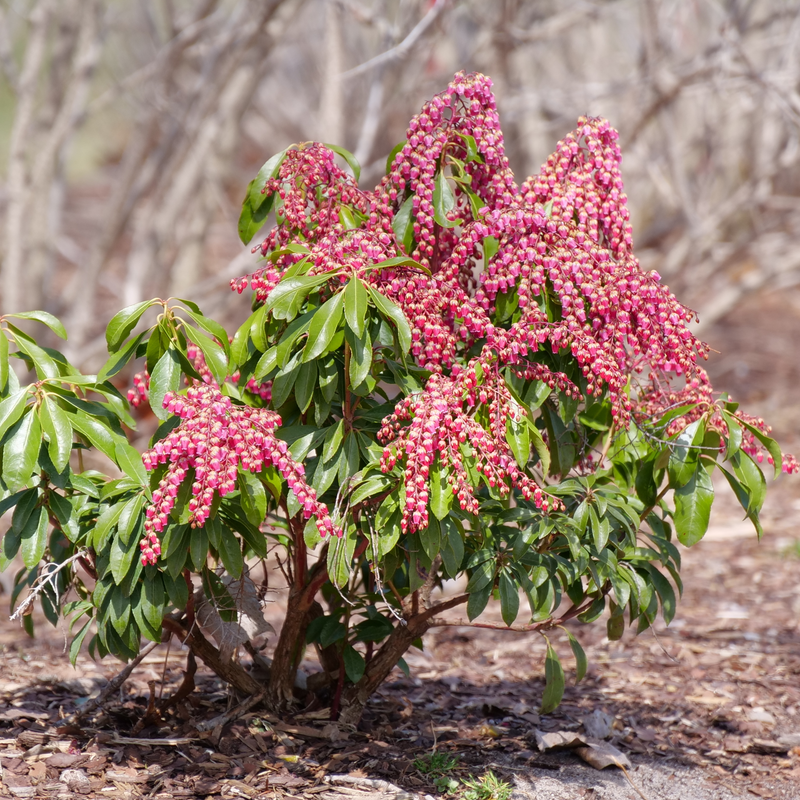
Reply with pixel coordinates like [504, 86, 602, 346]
[2, 476, 800, 800]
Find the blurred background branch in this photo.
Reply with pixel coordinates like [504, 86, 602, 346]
[1, 0, 799, 426]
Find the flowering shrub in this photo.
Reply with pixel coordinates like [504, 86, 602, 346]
[1, 72, 795, 724]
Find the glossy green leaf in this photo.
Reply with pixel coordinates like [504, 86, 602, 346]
[323, 143, 361, 182]
[429, 457, 453, 521]
[344, 278, 369, 338]
[110, 522, 141, 584]
[0, 388, 30, 442]
[365, 285, 411, 355]
[253, 347, 278, 381]
[433, 170, 460, 228]
[218, 525, 244, 579]
[7, 310, 67, 340]
[293, 360, 316, 413]
[266, 274, 331, 321]
[248, 148, 288, 210]
[91, 501, 126, 551]
[540, 637, 565, 714]
[529, 424, 550, 478]
[183, 325, 227, 386]
[69, 617, 93, 665]
[303, 292, 344, 362]
[2, 409, 40, 491]
[149, 349, 182, 421]
[730, 450, 766, 515]
[68, 413, 123, 463]
[342, 646, 366, 684]
[0, 331, 8, 389]
[562, 628, 587, 683]
[668, 419, 704, 488]
[674, 464, 714, 546]
[506, 412, 530, 468]
[39, 396, 72, 473]
[238, 184, 272, 245]
[8, 330, 60, 380]
[736, 418, 782, 477]
[105, 301, 154, 351]
[345, 326, 372, 389]
[20, 506, 48, 568]
[392, 195, 415, 254]
[499, 570, 520, 626]
[466, 582, 492, 621]
[327, 525, 357, 588]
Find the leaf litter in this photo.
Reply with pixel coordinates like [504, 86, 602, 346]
[1, 486, 800, 799]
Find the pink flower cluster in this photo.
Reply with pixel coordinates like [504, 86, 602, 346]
[227, 70, 795, 536]
[379, 362, 564, 533]
[636, 369, 799, 474]
[139, 384, 340, 566]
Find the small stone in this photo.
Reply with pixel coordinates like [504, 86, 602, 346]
[777, 733, 800, 748]
[60, 769, 91, 795]
[748, 708, 776, 725]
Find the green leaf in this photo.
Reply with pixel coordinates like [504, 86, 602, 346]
[115, 442, 148, 487]
[367, 255, 429, 275]
[562, 628, 587, 683]
[385, 141, 405, 174]
[117, 495, 145, 546]
[433, 170, 460, 227]
[674, 464, 714, 546]
[668, 419, 704, 488]
[2, 409, 40, 491]
[327, 526, 357, 588]
[736, 418, 783, 478]
[266, 274, 331, 321]
[365, 285, 411, 355]
[303, 292, 344, 362]
[276, 310, 314, 368]
[7, 327, 60, 379]
[98, 330, 148, 382]
[323, 143, 361, 182]
[110, 522, 141, 584]
[343, 645, 366, 684]
[271, 351, 302, 409]
[440, 518, 464, 578]
[238, 186, 271, 245]
[506, 412, 530, 468]
[7, 310, 67, 340]
[183, 325, 228, 386]
[540, 637, 565, 714]
[430, 457, 453, 521]
[249, 149, 288, 209]
[392, 195, 415, 254]
[69, 617, 93, 665]
[149, 349, 182, 421]
[218, 525, 244, 579]
[322, 420, 345, 463]
[720, 409, 743, 461]
[105, 301, 154, 351]
[529, 425, 550, 478]
[643, 564, 677, 626]
[498, 570, 519, 626]
[466, 582, 492, 621]
[0, 388, 30, 442]
[253, 347, 278, 381]
[190, 524, 209, 571]
[730, 451, 766, 515]
[344, 278, 369, 338]
[68, 413, 124, 464]
[294, 361, 317, 413]
[0, 331, 8, 389]
[238, 470, 267, 528]
[345, 326, 372, 389]
[20, 506, 48, 568]
[40, 396, 72, 474]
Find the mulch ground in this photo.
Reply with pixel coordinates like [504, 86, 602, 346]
[2, 479, 800, 800]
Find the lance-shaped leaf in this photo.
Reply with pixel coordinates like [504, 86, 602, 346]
[343, 278, 368, 337]
[40, 395, 73, 473]
[0, 331, 8, 389]
[6, 310, 67, 340]
[674, 464, 714, 546]
[183, 325, 228, 386]
[105, 300, 155, 351]
[20, 506, 48, 569]
[392, 195, 415, 254]
[149, 350, 182, 421]
[433, 170, 461, 227]
[540, 636, 565, 714]
[303, 291, 344, 362]
[365, 285, 411, 355]
[0, 388, 30, 441]
[2, 409, 40, 491]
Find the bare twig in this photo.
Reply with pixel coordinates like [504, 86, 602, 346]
[11, 550, 88, 623]
[341, 0, 448, 80]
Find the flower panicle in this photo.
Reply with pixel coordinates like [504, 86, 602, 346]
[138, 384, 340, 566]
